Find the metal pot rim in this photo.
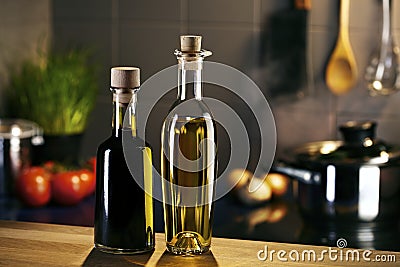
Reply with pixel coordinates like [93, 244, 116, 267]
[289, 139, 400, 166]
[0, 119, 43, 140]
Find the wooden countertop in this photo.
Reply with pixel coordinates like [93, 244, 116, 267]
[0, 220, 398, 266]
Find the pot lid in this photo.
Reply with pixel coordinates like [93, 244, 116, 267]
[291, 121, 400, 165]
[0, 119, 42, 140]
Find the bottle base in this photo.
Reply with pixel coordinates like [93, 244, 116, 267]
[94, 242, 154, 255]
[166, 232, 210, 255]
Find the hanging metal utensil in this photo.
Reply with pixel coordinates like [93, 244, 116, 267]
[365, 0, 400, 96]
[325, 0, 358, 95]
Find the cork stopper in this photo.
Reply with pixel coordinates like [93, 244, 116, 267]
[180, 35, 202, 52]
[111, 67, 140, 88]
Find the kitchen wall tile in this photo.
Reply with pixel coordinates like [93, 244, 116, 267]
[119, 0, 180, 21]
[266, 79, 336, 151]
[188, 0, 254, 24]
[0, 0, 51, 115]
[260, 0, 290, 20]
[52, 21, 112, 97]
[309, 0, 337, 29]
[118, 22, 180, 82]
[272, 106, 334, 158]
[0, 0, 51, 25]
[270, 89, 334, 115]
[188, 25, 257, 77]
[262, 29, 336, 114]
[369, 96, 398, 118]
[395, 29, 400, 49]
[352, 29, 383, 81]
[207, 97, 264, 173]
[373, 116, 400, 145]
[81, 97, 112, 158]
[0, 23, 50, 114]
[335, 92, 400, 135]
[391, 1, 400, 50]
[0, 0, 51, 64]
[393, 0, 400, 30]
[52, 0, 111, 20]
[0, 23, 50, 65]
[337, 91, 388, 119]
[309, 0, 380, 32]
[348, 0, 380, 31]
[52, 22, 112, 51]
[6, 0, 400, 171]
[309, 31, 337, 87]
[262, 0, 337, 31]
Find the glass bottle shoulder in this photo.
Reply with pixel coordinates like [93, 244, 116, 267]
[97, 132, 149, 154]
[97, 135, 121, 151]
[165, 98, 214, 125]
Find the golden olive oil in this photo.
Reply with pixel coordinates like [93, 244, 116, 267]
[162, 116, 216, 254]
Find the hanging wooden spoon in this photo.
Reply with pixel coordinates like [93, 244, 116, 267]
[325, 0, 358, 95]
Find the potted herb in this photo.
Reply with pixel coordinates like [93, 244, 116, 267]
[6, 49, 98, 164]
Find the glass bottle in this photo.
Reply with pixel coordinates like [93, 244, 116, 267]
[94, 67, 154, 254]
[161, 35, 217, 255]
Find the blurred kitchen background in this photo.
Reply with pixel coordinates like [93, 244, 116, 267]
[2, 0, 400, 250]
[0, 0, 399, 161]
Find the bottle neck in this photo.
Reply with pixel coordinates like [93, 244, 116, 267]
[111, 88, 138, 138]
[177, 58, 204, 101]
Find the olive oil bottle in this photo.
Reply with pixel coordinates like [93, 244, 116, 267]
[94, 67, 154, 254]
[161, 35, 217, 255]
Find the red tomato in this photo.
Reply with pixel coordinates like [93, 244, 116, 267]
[16, 167, 51, 207]
[78, 169, 96, 197]
[51, 171, 86, 205]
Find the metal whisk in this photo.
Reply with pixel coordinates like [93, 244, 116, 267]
[365, 0, 400, 96]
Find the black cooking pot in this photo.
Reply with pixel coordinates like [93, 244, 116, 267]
[0, 119, 44, 198]
[273, 121, 400, 226]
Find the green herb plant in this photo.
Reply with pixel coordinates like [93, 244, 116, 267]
[6, 49, 98, 135]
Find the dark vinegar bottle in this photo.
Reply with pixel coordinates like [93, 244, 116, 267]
[94, 67, 154, 254]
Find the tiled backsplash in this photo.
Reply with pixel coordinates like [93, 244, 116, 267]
[1, 0, 400, 169]
[0, 0, 51, 115]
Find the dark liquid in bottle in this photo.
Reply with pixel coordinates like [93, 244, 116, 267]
[94, 130, 154, 253]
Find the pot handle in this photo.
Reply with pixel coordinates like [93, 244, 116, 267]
[271, 161, 322, 185]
